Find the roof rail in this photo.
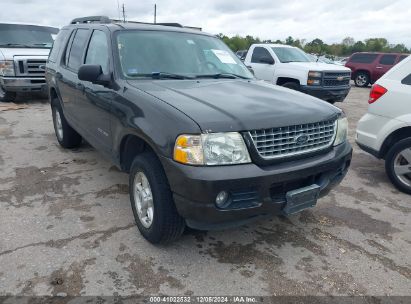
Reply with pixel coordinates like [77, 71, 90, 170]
[70, 16, 111, 24]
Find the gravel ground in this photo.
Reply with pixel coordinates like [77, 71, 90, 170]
[0, 87, 410, 298]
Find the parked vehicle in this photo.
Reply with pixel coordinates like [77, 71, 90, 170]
[46, 16, 352, 243]
[356, 56, 411, 194]
[0, 23, 59, 102]
[334, 57, 348, 66]
[345, 52, 409, 87]
[244, 44, 352, 103]
[235, 50, 247, 61]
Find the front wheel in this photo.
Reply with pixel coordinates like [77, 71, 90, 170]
[129, 152, 185, 243]
[0, 86, 16, 102]
[385, 138, 411, 195]
[354, 72, 370, 87]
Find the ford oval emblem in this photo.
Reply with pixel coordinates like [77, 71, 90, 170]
[295, 134, 309, 145]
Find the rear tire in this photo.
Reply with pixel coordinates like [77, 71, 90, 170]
[281, 82, 300, 91]
[354, 72, 370, 87]
[385, 138, 411, 195]
[0, 86, 16, 103]
[51, 98, 82, 148]
[129, 152, 185, 244]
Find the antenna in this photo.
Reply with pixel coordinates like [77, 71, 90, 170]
[122, 3, 126, 23]
[116, 0, 121, 21]
[154, 4, 157, 24]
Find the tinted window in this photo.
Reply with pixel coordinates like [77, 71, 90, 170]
[398, 55, 409, 62]
[401, 74, 411, 86]
[379, 54, 396, 65]
[49, 29, 68, 63]
[251, 47, 273, 63]
[85, 30, 109, 74]
[67, 29, 89, 71]
[350, 53, 378, 64]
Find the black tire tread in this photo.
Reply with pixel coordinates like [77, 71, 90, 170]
[129, 152, 185, 243]
[385, 138, 411, 195]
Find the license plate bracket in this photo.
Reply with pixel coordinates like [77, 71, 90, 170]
[283, 184, 321, 215]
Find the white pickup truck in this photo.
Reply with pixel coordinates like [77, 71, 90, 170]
[0, 23, 58, 102]
[244, 44, 352, 103]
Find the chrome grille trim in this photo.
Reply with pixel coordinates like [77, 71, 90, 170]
[14, 56, 48, 77]
[249, 119, 337, 159]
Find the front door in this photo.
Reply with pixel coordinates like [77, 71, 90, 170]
[248, 47, 276, 81]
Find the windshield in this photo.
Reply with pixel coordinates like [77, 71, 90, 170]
[116, 30, 253, 79]
[0, 24, 58, 48]
[271, 47, 311, 63]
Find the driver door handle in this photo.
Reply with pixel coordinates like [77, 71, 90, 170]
[376, 66, 383, 69]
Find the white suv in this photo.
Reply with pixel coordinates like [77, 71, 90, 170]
[243, 44, 352, 103]
[356, 56, 411, 194]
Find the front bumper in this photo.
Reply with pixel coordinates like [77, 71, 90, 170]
[160, 141, 352, 230]
[0, 77, 47, 92]
[300, 85, 351, 102]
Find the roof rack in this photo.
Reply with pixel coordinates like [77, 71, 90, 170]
[69, 16, 184, 28]
[70, 16, 111, 24]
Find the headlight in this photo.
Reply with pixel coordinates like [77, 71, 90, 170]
[174, 132, 251, 166]
[308, 71, 322, 78]
[333, 117, 348, 146]
[0, 60, 15, 76]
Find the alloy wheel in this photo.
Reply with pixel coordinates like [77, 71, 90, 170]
[133, 171, 154, 228]
[393, 147, 411, 188]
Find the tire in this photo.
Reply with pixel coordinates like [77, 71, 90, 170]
[354, 72, 370, 87]
[385, 138, 411, 195]
[0, 86, 16, 102]
[51, 98, 82, 149]
[282, 82, 300, 91]
[129, 152, 185, 244]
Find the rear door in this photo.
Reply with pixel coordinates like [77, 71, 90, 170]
[247, 46, 275, 81]
[374, 54, 397, 82]
[58, 28, 91, 125]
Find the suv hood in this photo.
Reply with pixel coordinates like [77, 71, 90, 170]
[128, 79, 340, 132]
[286, 61, 351, 72]
[0, 47, 50, 59]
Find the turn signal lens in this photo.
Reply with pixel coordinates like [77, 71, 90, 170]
[173, 135, 203, 165]
[368, 84, 387, 104]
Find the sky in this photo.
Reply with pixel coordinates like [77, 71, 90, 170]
[1, 0, 410, 47]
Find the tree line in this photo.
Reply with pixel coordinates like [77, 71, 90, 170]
[216, 34, 410, 59]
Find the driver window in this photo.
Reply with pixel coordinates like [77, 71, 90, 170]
[85, 30, 109, 74]
[251, 47, 273, 64]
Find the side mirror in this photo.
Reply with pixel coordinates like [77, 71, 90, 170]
[78, 64, 111, 86]
[246, 65, 255, 75]
[259, 57, 274, 65]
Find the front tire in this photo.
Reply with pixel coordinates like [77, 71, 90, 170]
[385, 138, 411, 195]
[354, 72, 370, 87]
[0, 86, 16, 103]
[129, 152, 185, 244]
[51, 98, 82, 148]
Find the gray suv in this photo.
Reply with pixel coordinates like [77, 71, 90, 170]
[0, 23, 58, 102]
[46, 16, 352, 244]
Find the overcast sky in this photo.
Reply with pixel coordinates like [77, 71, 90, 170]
[1, 0, 410, 47]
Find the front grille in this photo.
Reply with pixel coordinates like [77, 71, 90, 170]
[324, 79, 350, 87]
[249, 119, 336, 159]
[323, 71, 351, 87]
[14, 56, 47, 77]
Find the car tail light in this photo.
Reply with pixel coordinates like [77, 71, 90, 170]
[368, 84, 387, 104]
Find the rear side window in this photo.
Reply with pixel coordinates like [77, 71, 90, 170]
[48, 29, 68, 63]
[251, 47, 273, 63]
[85, 30, 109, 74]
[398, 55, 409, 62]
[67, 29, 89, 71]
[401, 74, 411, 85]
[349, 53, 378, 64]
[379, 54, 396, 65]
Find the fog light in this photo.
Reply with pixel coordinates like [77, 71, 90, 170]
[215, 191, 229, 207]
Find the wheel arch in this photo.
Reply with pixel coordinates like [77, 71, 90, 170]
[380, 126, 411, 159]
[276, 77, 301, 86]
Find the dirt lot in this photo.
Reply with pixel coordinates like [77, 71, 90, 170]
[0, 87, 410, 297]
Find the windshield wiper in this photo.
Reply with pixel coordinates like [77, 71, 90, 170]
[0, 43, 34, 48]
[127, 72, 193, 80]
[195, 73, 250, 79]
